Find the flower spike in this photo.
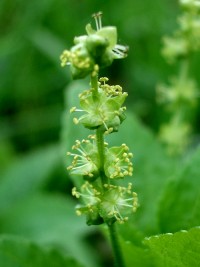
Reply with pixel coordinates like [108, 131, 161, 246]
[63, 13, 137, 230]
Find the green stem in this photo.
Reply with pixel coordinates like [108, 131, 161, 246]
[96, 127, 108, 185]
[90, 70, 125, 267]
[91, 73, 99, 100]
[108, 223, 126, 267]
[91, 73, 108, 186]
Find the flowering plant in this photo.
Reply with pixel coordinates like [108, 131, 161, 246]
[61, 12, 137, 266]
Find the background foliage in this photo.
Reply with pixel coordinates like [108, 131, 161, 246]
[0, 0, 200, 266]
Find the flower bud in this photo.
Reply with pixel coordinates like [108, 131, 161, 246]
[60, 12, 128, 79]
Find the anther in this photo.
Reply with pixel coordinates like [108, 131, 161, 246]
[92, 11, 103, 30]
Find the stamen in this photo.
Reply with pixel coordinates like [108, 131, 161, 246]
[92, 11, 103, 30]
[99, 77, 109, 85]
[112, 44, 129, 58]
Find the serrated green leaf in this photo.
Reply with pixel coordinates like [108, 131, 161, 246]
[0, 145, 60, 214]
[144, 227, 200, 267]
[0, 193, 98, 267]
[0, 235, 84, 267]
[158, 146, 200, 233]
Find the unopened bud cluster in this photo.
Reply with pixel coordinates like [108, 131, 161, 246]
[61, 13, 138, 225]
[60, 12, 128, 79]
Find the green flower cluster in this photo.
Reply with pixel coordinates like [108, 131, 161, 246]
[72, 182, 137, 225]
[61, 13, 138, 225]
[67, 136, 133, 181]
[67, 79, 137, 224]
[71, 77, 127, 132]
[60, 12, 128, 79]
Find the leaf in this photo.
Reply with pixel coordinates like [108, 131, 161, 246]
[0, 193, 98, 267]
[0, 145, 60, 214]
[144, 227, 200, 267]
[158, 146, 200, 233]
[120, 238, 153, 267]
[0, 235, 84, 267]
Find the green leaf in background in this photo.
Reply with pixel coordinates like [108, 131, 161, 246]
[119, 226, 200, 267]
[0, 193, 98, 267]
[120, 237, 153, 267]
[144, 226, 200, 267]
[0, 145, 60, 214]
[29, 27, 67, 68]
[158, 146, 200, 233]
[0, 235, 84, 267]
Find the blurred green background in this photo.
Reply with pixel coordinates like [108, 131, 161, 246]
[1, 1, 200, 267]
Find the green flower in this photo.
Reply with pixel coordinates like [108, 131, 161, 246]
[72, 182, 138, 225]
[161, 36, 188, 63]
[60, 45, 94, 79]
[60, 12, 128, 79]
[99, 183, 138, 224]
[159, 117, 191, 155]
[72, 182, 103, 225]
[104, 144, 133, 179]
[85, 12, 128, 64]
[71, 77, 127, 132]
[67, 138, 100, 179]
[157, 77, 198, 108]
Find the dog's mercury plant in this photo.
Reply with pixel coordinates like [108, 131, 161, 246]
[61, 12, 137, 267]
[157, 0, 200, 155]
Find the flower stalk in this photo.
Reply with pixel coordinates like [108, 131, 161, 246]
[108, 223, 125, 267]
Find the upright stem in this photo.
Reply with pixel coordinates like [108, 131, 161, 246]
[91, 73, 125, 267]
[91, 73, 108, 186]
[108, 223, 126, 267]
[91, 73, 99, 100]
[96, 127, 108, 185]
